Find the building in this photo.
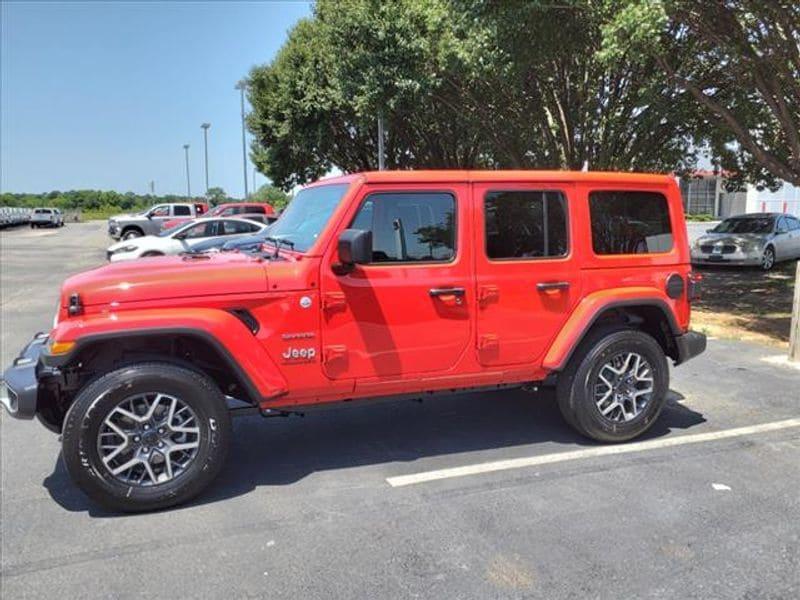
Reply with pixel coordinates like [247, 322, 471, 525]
[680, 171, 800, 218]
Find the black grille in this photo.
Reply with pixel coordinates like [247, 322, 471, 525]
[700, 244, 737, 254]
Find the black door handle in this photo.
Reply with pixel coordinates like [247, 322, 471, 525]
[429, 287, 466, 297]
[536, 281, 570, 291]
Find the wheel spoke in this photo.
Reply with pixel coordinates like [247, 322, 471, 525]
[593, 351, 655, 423]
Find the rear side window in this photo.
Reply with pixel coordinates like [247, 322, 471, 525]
[484, 191, 568, 259]
[589, 191, 673, 255]
[350, 192, 456, 263]
[787, 216, 800, 231]
[173, 205, 191, 216]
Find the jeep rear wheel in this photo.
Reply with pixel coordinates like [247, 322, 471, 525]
[61, 362, 231, 512]
[556, 329, 669, 443]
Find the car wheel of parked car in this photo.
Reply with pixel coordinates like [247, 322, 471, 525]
[761, 246, 775, 271]
[556, 328, 669, 443]
[61, 362, 231, 512]
[122, 229, 143, 240]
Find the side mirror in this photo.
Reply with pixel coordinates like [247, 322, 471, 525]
[336, 229, 372, 272]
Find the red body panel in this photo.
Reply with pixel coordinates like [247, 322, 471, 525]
[51, 171, 695, 409]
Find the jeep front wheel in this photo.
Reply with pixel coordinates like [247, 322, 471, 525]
[122, 229, 142, 240]
[556, 329, 669, 443]
[61, 362, 231, 512]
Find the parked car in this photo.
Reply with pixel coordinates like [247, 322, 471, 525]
[30, 208, 64, 228]
[1, 170, 706, 512]
[106, 217, 267, 261]
[160, 202, 276, 231]
[107, 202, 209, 240]
[691, 212, 800, 270]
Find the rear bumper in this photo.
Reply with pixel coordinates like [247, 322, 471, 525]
[0, 333, 49, 419]
[674, 330, 707, 365]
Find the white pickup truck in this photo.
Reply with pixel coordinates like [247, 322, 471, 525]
[30, 208, 64, 228]
[107, 202, 208, 240]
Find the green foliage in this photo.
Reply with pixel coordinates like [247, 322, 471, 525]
[247, 0, 701, 190]
[206, 187, 227, 205]
[251, 184, 291, 210]
[603, 1, 800, 188]
[0, 190, 200, 219]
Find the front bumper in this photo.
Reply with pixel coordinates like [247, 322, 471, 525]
[674, 330, 707, 365]
[691, 248, 762, 266]
[0, 332, 49, 419]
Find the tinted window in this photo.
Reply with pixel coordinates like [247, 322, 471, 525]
[180, 221, 216, 239]
[589, 191, 673, 254]
[351, 192, 456, 263]
[484, 191, 567, 259]
[712, 216, 774, 234]
[173, 205, 191, 216]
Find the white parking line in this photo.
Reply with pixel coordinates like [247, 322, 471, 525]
[386, 418, 800, 488]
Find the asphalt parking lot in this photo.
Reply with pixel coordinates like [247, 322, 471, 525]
[2, 222, 799, 599]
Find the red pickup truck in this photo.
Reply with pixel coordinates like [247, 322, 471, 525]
[1, 171, 705, 511]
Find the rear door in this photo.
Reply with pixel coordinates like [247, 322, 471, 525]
[474, 182, 581, 366]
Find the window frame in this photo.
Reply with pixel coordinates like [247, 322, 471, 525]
[482, 188, 571, 262]
[348, 189, 459, 266]
[588, 189, 674, 257]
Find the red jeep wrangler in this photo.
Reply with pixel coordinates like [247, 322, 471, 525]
[1, 171, 705, 511]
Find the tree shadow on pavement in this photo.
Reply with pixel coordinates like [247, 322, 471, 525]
[694, 260, 797, 342]
[43, 387, 705, 516]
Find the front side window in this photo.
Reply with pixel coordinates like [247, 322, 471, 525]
[776, 217, 789, 233]
[267, 183, 350, 252]
[180, 221, 216, 239]
[173, 205, 191, 216]
[350, 192, 456, 263]
[484, 190, 568, 259]
[150, 205, 169, 218]
[787, 216, 800, 231]
[589, 191, 673, 255]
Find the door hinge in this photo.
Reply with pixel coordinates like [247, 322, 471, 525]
[478, 285, 499, 306]
[323, 292, 347, 312]
[478, 334, 499, 350]
[323, 345, 347, 364]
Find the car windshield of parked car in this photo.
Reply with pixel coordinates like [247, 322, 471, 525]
[712, 217, 774, 234]
[265, 183, 350, 252]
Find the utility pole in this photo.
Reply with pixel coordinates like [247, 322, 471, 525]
[235, 80, 249, 198]
[183, 144, 191, 199]
[201, 123, 211, 195]
[377, 110, 385, 171]
[252, 167, 257, 197]
[149, 180, 155, 195]
[790, 261, 800, 362]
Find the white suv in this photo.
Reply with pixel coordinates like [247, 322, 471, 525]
[30, 208, 64, 228]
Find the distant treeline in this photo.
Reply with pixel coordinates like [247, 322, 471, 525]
[0, 190, 195, 213]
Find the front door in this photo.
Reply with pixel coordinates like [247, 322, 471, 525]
[319, 184, 472, 382]
[473, 182, 581, 367]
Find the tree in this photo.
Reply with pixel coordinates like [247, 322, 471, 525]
[604, 1, 800, 188]
[251, 184, 291, 210]
[247, 0, 701, 190]
[206, 187, 227, 205]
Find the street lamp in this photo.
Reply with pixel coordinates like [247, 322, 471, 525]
[235, 80, 249, 198]
[183, 144, 191, 198]
[200, 123, 210, 195]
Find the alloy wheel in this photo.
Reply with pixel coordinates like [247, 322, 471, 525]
[761, 248, 775, 270]
[593, 352, 654, 423]
[96, 392, 201, 486]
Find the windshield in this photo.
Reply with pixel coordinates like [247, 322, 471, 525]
[712, 217, 774, 235]
[265, 183, 350, 252]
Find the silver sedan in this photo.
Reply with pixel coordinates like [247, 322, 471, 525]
[691, 213, 800, 270]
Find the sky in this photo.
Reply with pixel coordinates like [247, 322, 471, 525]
[1, 0, 312, 198]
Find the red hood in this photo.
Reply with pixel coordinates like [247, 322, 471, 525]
[61, 253, 269, 308]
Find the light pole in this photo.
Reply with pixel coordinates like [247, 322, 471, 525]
[183, 144, 191, 198]
[200, 123, 210, 195]
[235, 80, 249, 198]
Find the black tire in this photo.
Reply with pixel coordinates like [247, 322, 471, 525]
[556, 329, 669, 443]
[61, 362, 231, 512]
[122, 229, 143, 240]
[760, 245, 776, 271]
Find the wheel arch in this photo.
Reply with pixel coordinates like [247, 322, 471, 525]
[544, 296, 682, 372]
